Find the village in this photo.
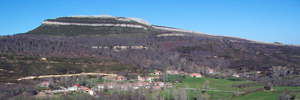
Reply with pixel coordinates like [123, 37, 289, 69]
[5, 65, 299, 100]
[37, 69, 216, 97]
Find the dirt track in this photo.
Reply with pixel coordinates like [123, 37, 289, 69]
[17, 73, 117, 80]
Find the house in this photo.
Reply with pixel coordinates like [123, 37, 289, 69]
[131, 86, 139, 90]
[79, 86, 94, 96]
[106, 82, 117, 89]
[154, 76, 160, 79]
[51, 85, 78, 93]
[135, 82, 145, 87]
[166, 70, 179, 74]
[155, 81, 164, 87]
[153, 71, 162, 75]
[134, 81, 150, 87]
[256, 71, 262, 74]
[145, 85, 151, 89]
[145, 77, 152, 82]
[189, 73, 202, 78]
[152, 86, 161, 90]
[137, 75, 145, 81]
[40, 81, 49, 87]
[232, 74, 240, 78]
[98, 84, 104, 89]
[41, 58, 47, 61]
[120, 84, 131, 91]
[180, 71, 186, 75]
[206, 69, 214, 74]
[67, 85, 78, 91]
[117, 76, 126, 81]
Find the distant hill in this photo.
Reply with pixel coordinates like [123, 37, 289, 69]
[1, 15, 300, 81]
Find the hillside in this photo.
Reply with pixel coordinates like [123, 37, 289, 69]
[1, 15, 300, 81]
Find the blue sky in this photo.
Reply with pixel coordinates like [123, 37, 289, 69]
[0, 0, 299, 44]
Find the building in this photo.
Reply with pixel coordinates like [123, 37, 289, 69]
[106, 82, 117, 89]
[98, 84, 104, 89]
[137, 75, 145, 81]
[145, 85, 151, 89]
[206, 69, 215, 74]
[131, 86, 139, 90]
[256, 71, 262, 74]
[152, 86, 161, 90]
[189, 73, 202, 78]
[145, 77, 152, 82]
[155, 81, 164, 87]
[40, 81, 49, 87]
[120, 84, 131, 91]
[51, 85, 78, 93]
[232, 74, 240, 78]
[79, 86, 94, 96]
[117, 76, 126, 81]
[153, 71, 162, 75]
[166, 70, 179, 74]
[180, 71, 186, 75]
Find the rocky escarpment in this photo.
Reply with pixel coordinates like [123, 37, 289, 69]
[25, 15, 158, 36]
[25, 15, 211, 37]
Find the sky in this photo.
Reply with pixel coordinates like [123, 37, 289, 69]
[0, 0, 299, 44]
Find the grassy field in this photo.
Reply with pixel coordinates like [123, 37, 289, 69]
[273, 86, 299, 92]
[155, 88, 235, 100]
[174, 77, 256, 92]
[189, 90, 236, 99]
[230, 92, 280, 100]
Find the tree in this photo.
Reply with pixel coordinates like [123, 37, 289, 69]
[196, 86, 203, 100]
[203, 80, 209, 91]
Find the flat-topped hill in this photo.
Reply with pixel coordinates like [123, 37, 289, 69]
[1, 15, 300, 81]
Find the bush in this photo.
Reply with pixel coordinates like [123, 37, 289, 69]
[264, 83, 273, 90]
[290, 93, 298, 100]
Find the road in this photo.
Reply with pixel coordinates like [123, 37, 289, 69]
[17, 73, 117, 80]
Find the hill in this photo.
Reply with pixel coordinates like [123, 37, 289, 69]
[1, 15, 300, 81]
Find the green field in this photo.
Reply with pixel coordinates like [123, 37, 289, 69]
[154, 88, 235, 99]
[273, 86, 299, 92]
[230, 92, 280, 100]
[174, 77, 256, 92]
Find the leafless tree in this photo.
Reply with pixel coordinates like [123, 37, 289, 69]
[203, 80, 209, 91]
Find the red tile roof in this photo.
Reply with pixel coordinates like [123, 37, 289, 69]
[117, 76, 125, 80]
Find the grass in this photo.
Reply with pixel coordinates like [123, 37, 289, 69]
[206, 91, 236, 99]
[273, 86, 299, 92]
[154, 87, 236, 99]
[230, 92, 281, 100]
[175, 77, 255, 91]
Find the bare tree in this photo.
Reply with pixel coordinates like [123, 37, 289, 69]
[203, 80, 209, 91]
